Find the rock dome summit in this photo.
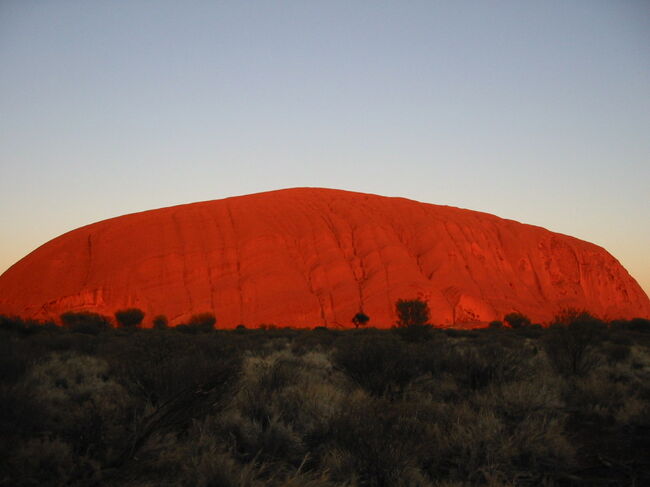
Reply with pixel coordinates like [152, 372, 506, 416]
[1, 188, 648, 328]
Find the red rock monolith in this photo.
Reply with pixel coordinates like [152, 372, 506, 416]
[1, 188, 648, 327]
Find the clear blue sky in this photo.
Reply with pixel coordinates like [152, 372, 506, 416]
[1, 0, 649, 295]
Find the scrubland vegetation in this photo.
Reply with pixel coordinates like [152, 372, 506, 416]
[1, 309, 650, 486]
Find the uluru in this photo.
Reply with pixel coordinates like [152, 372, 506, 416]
[0, 188, 648, 328]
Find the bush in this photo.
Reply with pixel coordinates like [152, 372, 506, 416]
[24, 353, 133, 466]
[0, 315, 27, 333]
[114, 308, 145, 328]
[60, 311, 111, 334]
[450, 342, 534, 390]
[333, 336, 423, 397]
[395, 298, 430, 328]
[217, 350, 345, 468]
[622, 317, 650, 333]
[504, 312, 531, 329]
[545, 309, 606, 376]
[327, 396, 426, 485]
[8, 436, 100, 486]
[188, 312, 217, 332]
[153, 314, 168, 329]
[393, 323, 434, 342]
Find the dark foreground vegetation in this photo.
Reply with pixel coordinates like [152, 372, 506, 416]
[1, 312, 650, 486]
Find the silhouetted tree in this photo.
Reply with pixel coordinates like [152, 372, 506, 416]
[503, 312, 531, 329]
[352, 312, 370, 328]
[395, 299, 430, 328]
[188, 312, 216, 332]
[115, 308, 145, 328]
[152, 315, 168, 330]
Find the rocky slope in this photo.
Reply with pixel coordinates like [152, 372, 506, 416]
[1, 188, 648, 327]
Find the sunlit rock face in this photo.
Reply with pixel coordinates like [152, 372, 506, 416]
[1, 188, 648, 328]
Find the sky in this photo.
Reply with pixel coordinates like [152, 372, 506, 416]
[1, 0, 649, 296]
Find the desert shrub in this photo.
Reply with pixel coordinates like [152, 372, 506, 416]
[22, 352, 133, 473]
[107, 332, 239, 413]
[183, 418, 268, 487]
[326, 394, 428, 486]
[0, 382, 42, 470]
[0, 339, 41, 465]
[152, 314, 168, 329]
[420, 399, 574, 484]
[565, 346, 650, 422]
[568, 369, 632, 422]
[607, 317, 650, 334]
[447, 342, 535, 391]
[219, 350, 347, 467]
[0, 338, 30, 385]
[114, 308, 145, 328]
[31, 328, 98, 355]
[624, 317, 650, 332]
[291, 329, 338, 355]
[333, 336, 424, 397]
[395, 298, 430, 327]
[188, 312, 217, 331]
[488, 320, 503, 329]
[0, 316, 55, 335]
[604, 343, 631, 364]
[108, 332, 196, 405]
[503, 312, 531, 329]
[0, 315, 27, 333]
[60, 311, 111, 334]
[545, 309, 606, 376]
[110, 347, 238, 471]
[393, 323, 434, 342]
[475, 374, 564, 421]
[139, 415, 348, 487]
[7, 436, 100, 486]
[513, 323, 544, 339]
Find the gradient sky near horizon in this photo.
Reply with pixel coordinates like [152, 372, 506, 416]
[1, 1, 649, 296]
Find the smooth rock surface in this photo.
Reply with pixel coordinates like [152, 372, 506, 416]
[1, 188, 648, 327]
